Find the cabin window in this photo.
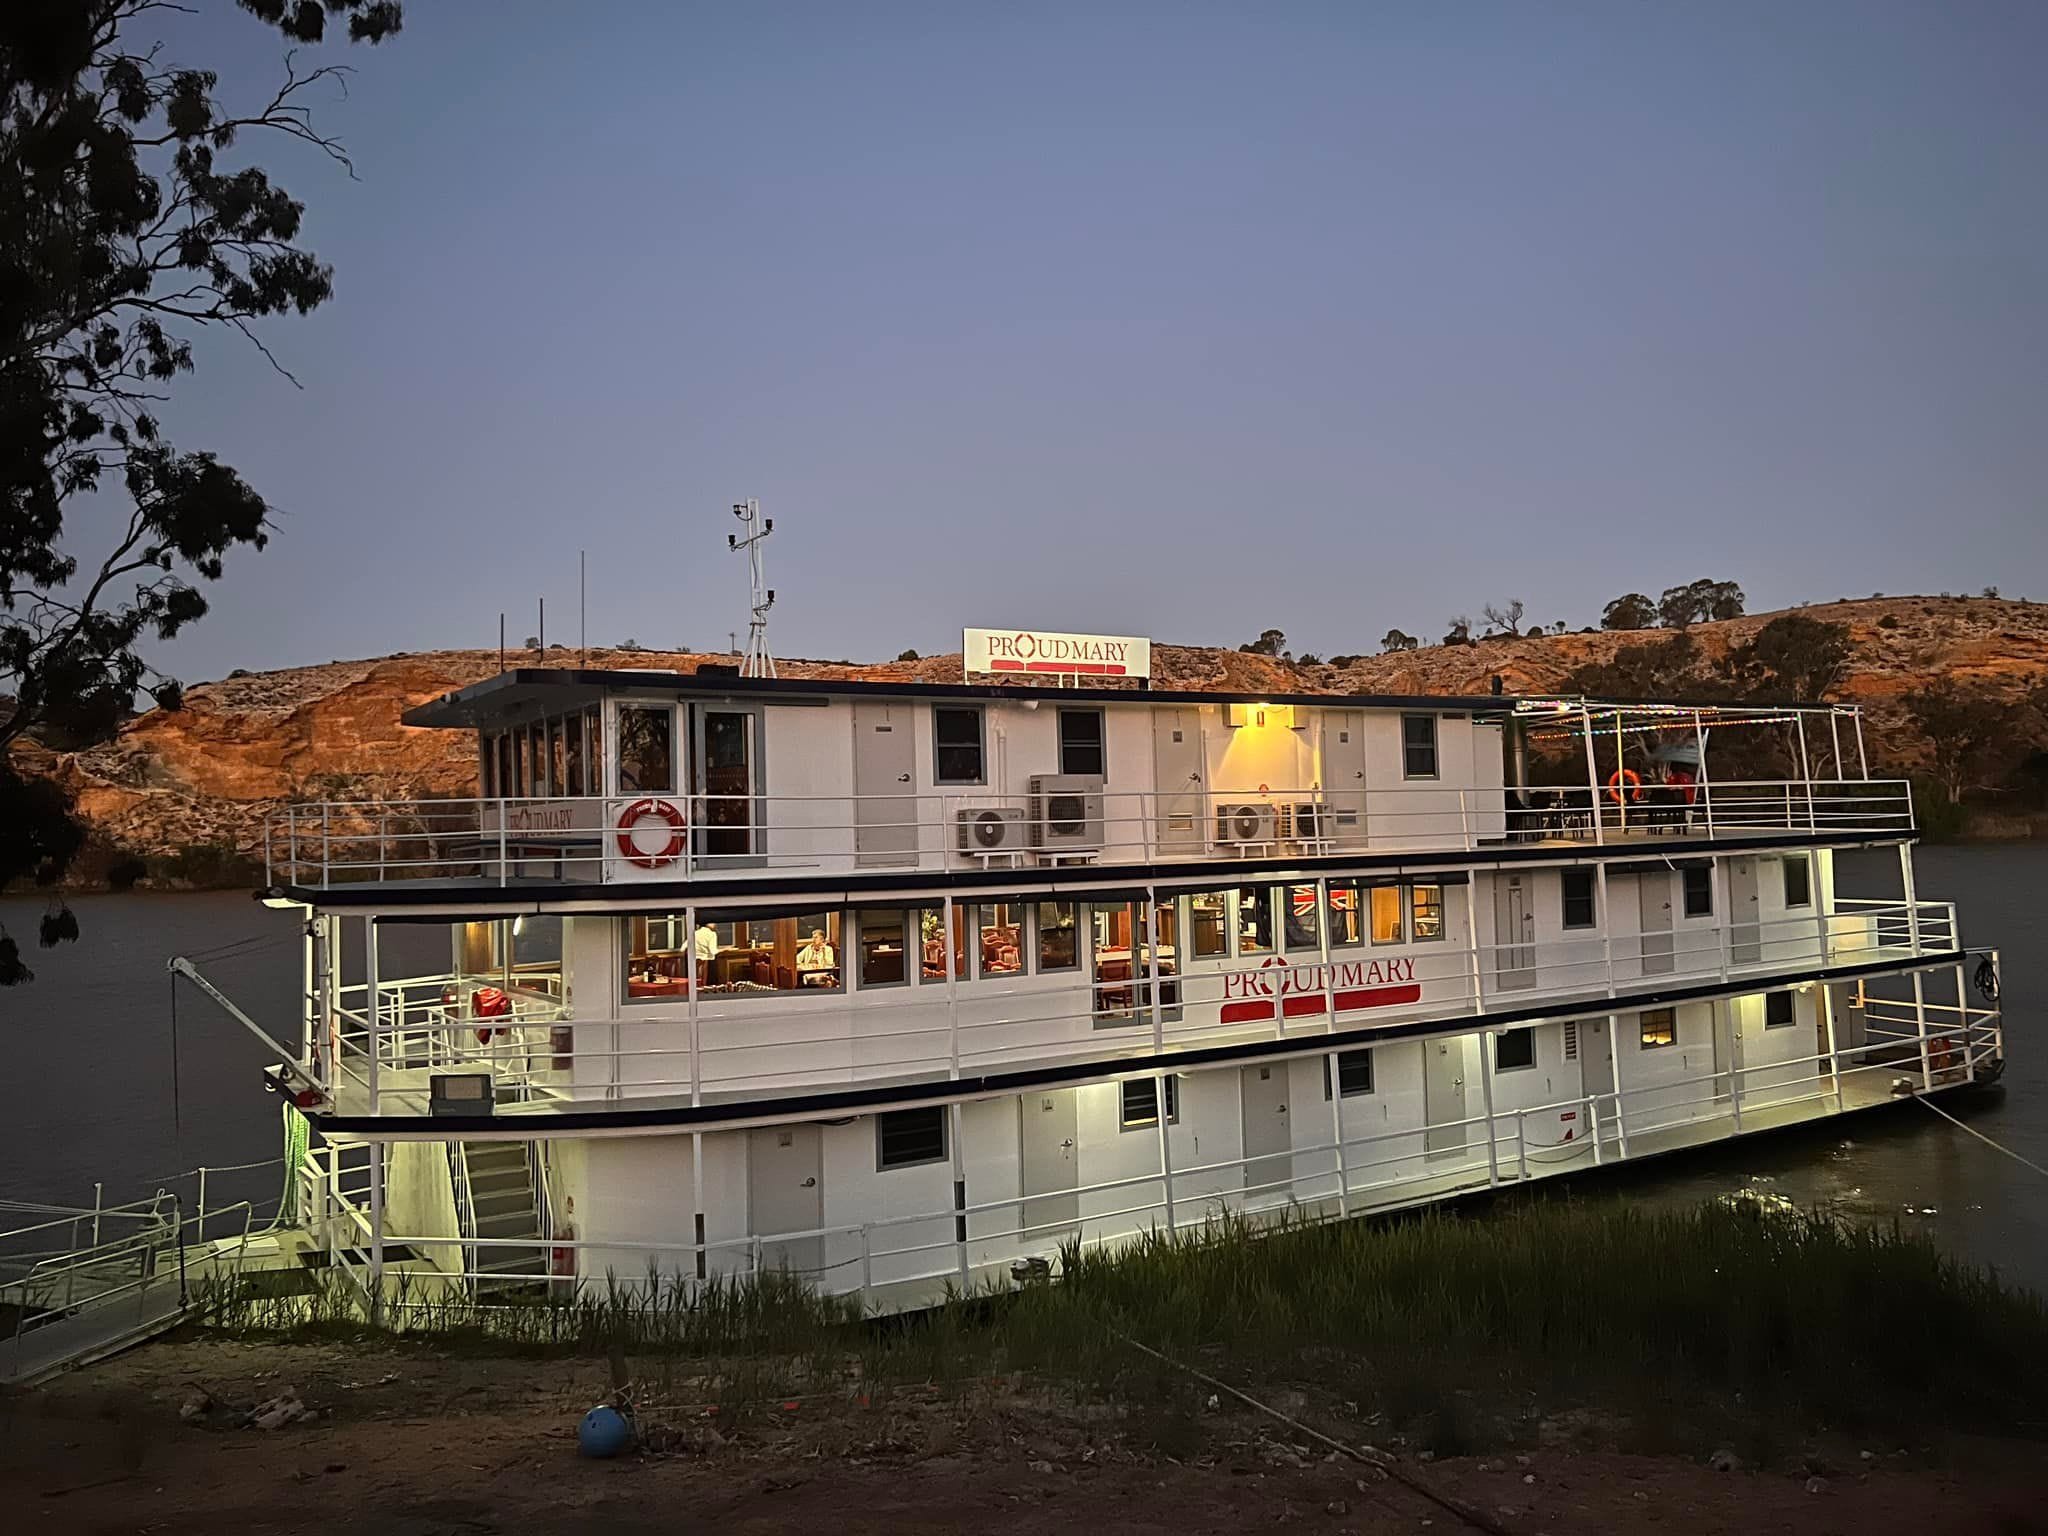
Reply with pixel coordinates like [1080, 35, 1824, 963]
[617, 707, 675, 794]
[915, 906, 967, 982]
[1561, 869, 1597, 930]
[1283, 885, 1320, 951]
[933, 706, 985, 785]
[1326, 883, 1363, 948]
[1780, 854, 1813, 909]
[624, 909, 841, 998]
[876, 1107, 948, 1170]
[1188, 891, 1230, 958]
[1235, 887, 1276, 955]
[1091, 901, 1179, 1023]
[1402, 714, 1439, 779]
[1058, 708, 1106, 776]
[1639, 1008, 1677, 1049]
[1765, 989, 1796, 1029]
[1036, 901, 1078, 972]
[1682, 865, 1713, 918]
[970, 903, 1026, 977]
[1494, 1027, 1536, 1072]
[1322, 1049, 1375, 1099]
[855, 909, 910, 988]
[1410, 884, 1445, 941]
[1119, 1075, 1180, 1130]
[1369, 885, 1403, 945]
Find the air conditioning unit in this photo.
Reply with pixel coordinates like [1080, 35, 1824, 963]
[1216, 802, 1277, 846]
[955, 805, 1028, 854]
[1028, 774, 1104, 852]
[1277, 802, 1322, 841]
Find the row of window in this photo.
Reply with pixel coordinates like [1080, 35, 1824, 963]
[1486, 990, 1799, 1072]
[1556, 855, 1814, 931]
[480, 709, 605, 799]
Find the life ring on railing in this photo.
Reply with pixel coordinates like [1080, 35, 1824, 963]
[614, 797, 686, 867]
[1605, 768, 1643, 804]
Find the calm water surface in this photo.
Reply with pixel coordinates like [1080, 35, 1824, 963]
[1, 846, 2042, 1286]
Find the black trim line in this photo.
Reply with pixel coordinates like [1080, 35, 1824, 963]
[310, 948, 1963, 1136]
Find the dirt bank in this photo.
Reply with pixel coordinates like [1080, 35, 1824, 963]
[4, 1337, 2039, 1535]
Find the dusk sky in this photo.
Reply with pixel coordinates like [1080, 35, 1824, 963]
[148, 1, 2047, 680]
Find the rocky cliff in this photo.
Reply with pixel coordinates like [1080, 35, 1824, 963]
[22, 596, 2048, 873]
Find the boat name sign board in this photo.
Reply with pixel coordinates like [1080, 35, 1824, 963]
[963, 628, 1152, 679]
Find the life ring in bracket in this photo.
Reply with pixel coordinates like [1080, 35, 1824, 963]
[615, 797, 687, 867]
[1605, 768, 1643, 805]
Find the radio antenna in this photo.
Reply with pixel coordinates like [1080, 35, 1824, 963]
[727, 498, 777, 678]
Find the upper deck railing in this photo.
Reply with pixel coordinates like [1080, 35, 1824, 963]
[263, 776, 1915, 890]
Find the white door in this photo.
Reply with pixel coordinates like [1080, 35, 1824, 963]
[1728, 857, 1762, 965]
[1152, 708, 1206, 856]
[1493, 875, 1536, 990]
[746, 1125, 823, 1276]
[1322, 710, 1369, 848]
[1240, 1065, 1294, 1204]
[1424, 1037, 1468, 1157]
[1637, 870, 1674, 975]
[1018, 1091, 1080, 1242]
[852, 702, 918, 867]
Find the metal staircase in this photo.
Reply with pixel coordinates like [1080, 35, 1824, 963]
[454, 1142, 547, 1291]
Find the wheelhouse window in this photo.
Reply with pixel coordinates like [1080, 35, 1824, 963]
[933, 706, 985, 785]
[529, 721, 549, 795]
[1188, 891, 1230, 958]
[1494, 1027, 1536, 1072]
[1682, 865, 1713, 919]
[1639, 1008, 1677, 1049]
[856, 909, 909, 988]
[1058, 708, 1106, 776]
[1323, 1049, 1375, 1098]
[624, 909, 841, 998]
[617, 706, 675, 794]
[876, 1107, 948, 1170]
[1119, 1075, 1180, 1130]
[1327, 883, 1362, 948]
[563, 713, 585, 796]
[1780, 854, 1813, 909]
[1036, 901, 1078, 971]
[1410, 884, 1445, 942]
[1561, 869, 1597, 930]
[1235, 887, 1275, 954]
[1402, 714, 1439, 779]
[1369, 885, 1403, 945]
[1765, 989, 1796, 1029]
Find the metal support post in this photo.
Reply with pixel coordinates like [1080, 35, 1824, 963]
[684, 902, 701, 1104]
[1900, 846, 1932, 1091]
[1155, 1077, 1178, 1231]
[366, 915, 380, 1115]
[1607, 1015, 1628, 1157]
[1580, 706, 1604, 845]
[1478, 1030, 1500, 1186]
[368, 1139, 386, 1326]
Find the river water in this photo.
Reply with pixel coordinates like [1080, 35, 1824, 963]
[1, 846, 2042, 1287]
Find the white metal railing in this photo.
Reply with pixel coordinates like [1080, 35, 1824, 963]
[263, 777, 1916, 888]
[331, 898, 1960, 1114]
[326, 964, 2001, 1309]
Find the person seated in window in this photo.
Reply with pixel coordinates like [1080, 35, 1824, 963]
[796, 929, 837, 971]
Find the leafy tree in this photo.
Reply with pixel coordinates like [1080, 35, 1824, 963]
[1902, 681, 2029, 803]
[1, 0, 402, 984]
[1559, 632, 1719, 702]
[1239, 628, 1287, 657]
[895, 648, 920, 661]
[1480, 599, 1524, 636]
[1720, 614, 1852, 702]
[1657, 579, 1746, 629]
[1601, 592, 1657, 630]
[1379, 628, 1418, 653]
[1295, 652, 1321, 666]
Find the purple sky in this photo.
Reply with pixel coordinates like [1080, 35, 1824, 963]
[142, 2, 2048, 679]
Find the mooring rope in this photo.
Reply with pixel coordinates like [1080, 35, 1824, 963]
[1915, 1094, 2048, 1180]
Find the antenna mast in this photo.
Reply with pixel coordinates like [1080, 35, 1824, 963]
[727, 498, 777, 678]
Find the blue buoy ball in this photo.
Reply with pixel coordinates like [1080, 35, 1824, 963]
[577, 1404, 633, 1458]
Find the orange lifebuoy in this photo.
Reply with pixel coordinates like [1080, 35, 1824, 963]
[1930, 1035, 1955, 1071]
[1605, 768, 1643, 804]
[615, 797, 686, 867]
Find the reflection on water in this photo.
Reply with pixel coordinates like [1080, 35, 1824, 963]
[1, 844, 2043, 1288]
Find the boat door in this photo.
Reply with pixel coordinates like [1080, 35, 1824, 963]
[1018, 1090, 1080, 1242]
[852, 701, 918, 867]
[1152, 708, 1206, 856]
[1423, 1037, 1468, 1157]
[693, 705, 761, 863]
[1322, 710, 1369, 848]
[1240, 1064, 1294, 1204]
[746, 1124, 823, 1276]
[1493, 875, 1536, 990]
[1728, 857, 1762, 964]
[1637, 869, 1674, 975]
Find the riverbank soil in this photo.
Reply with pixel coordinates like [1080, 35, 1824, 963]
[4, 1339, 2042, 1535]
